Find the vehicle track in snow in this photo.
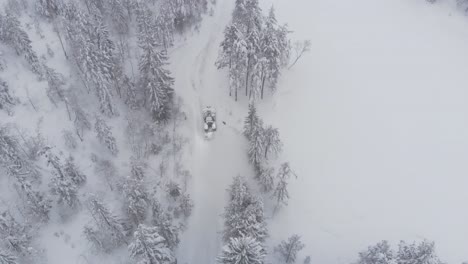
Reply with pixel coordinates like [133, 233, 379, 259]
[173, 1, 251, 263]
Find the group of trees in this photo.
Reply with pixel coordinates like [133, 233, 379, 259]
[217, 0, 291, 101]
[218, 176, 268, 264]
[356, 240, 444, 264]
[243, 104, 297, 210]
[82, 158, 188, 263]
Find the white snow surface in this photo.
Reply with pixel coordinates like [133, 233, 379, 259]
[1, 0, 468, 263]
[259, 0, 468, 263]
[174, 0, 468, 263]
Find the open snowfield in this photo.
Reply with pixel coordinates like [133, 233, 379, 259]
[260, 0, 468, 263]
[174, 0, 468, 263]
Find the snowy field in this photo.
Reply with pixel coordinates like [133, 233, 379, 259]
[258, 0, 468, 263]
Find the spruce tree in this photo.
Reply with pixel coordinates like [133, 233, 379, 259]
[64, 155, 87, 186]
[263, 125, 281, 159]
[122, 175, 149, 228]
[85, 196, 127, 251]
[137, 4, 175, 122]
[357, 241, 395, 264]
[223, 176, 268, 243]
[397, 240, 442, 264]
[218, 236, 266, 264]
[128, 224, 175, 264]
[94, 116, 119, 155]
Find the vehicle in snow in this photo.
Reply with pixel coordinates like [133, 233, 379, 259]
[203, 106, 217, 139]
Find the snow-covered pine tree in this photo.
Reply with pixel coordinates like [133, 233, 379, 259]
[174, 192, 194, 219]
[263, 125, 281, 159]
[238, 0, 263, 97]
[248, 124, 265, 167]
[243, 103, 262, 140]
[397, 240, 442, 264]
[108, 0, 130, 35]
[14, 174, 51, 223]
[64, 155, 87, 186]
[85, 196, 127, 251]
[0, 211, 43, 263]
[63, 6, 117, 116]
[166, 0, 208, 32]
[217, 24, 247, 101]
[46, 151, 79, 209]
[0, 14, 43, 78]
[256, 163, 274, 193]
[223, 176, 268, 243]
[272, 162, 296, 208]
[356, 240, 395, 264]
[275, 235, 305, 264]
[0, 79, 17, 115]
[35, 0, 60, 19]
[71, 100, 91, 141]
[0, 251, 16, 264]
[94, 116, 119, 155]
[0, 125, 41, 182]
[43, 65, 66, 107]
[122, 174, 149, 228]
[218, 236, 266, 264]
[137, 4, 175, 122]
[155, 6, 175, 51]
[0, 127, 50, 222]
[152, 211, 180, 250]
[128, 224, 175, 264]
[259, 7, 281, 98]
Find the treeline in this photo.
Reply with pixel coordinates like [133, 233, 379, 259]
[217, 0, 291, 101]
[355, 240, 444, 264]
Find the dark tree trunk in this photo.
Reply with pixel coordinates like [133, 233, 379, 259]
[245, 56, 251, 96]
[261, 72, 267, 100]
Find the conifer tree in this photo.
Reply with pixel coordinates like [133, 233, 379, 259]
[263, 125, 281, 159]
[218, 236, 266, 264]
[84, 196, 127, 252]
[64, 155, 87, 186]
[272, 162, 296, 208]
[243, 103, 262, 141]
[137, 4, 175, 122]
[0, 251, 16, 264]
[95, 116, 119, 155]
[0, 14, 43, 78]
[122, 175, 149, 228]
[128, 224, 175, 264]
[223, 176, 268, 243]
[0, 79, 17, 115]
[275, 235, 305, 264]
[397, 240, 442, 264]
[357, 241, 395, 264]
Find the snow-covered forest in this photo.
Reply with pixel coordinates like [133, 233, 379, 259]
[1, 0, 468, 263]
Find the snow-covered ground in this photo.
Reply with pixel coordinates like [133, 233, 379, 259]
[260, 0, 468, 263]
[174, 0, 468, 263]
